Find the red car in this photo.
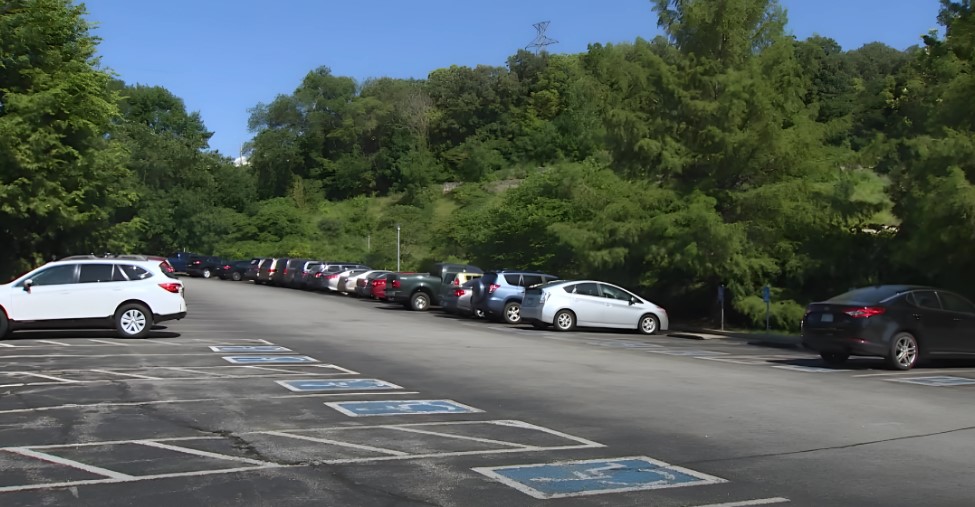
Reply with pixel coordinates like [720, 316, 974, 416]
[370, 272, 415, 300]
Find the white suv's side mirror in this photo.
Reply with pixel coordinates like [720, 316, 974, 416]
[23, 279, 33, 293]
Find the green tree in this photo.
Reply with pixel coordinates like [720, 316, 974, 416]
[0, 0, 133, 277]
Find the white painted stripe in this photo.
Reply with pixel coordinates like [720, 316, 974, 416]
[0, 391, 423, 415]
[688, 498, 790, 507]
[489, 420, 606, 447]
[162, 367, 230, 377]
[854, 369, 966, 377]
[261, 431, 409, 456]
[0, 342, 17, 347]
[4, 447, 134, 480]
[386, 426, 534, 448]
[0, 383, 26, 388]
[0, 352, 230, 358]
[89, 369, 163, 380]
[322, 444, 598, 465]
[87, 339, 131, 346]
[0, 464, 279, 494]
[18, 372, 79, 383]
[135, 440, 272, 466]
[256, 339, 275, 345]
[36, 340, 72, 346]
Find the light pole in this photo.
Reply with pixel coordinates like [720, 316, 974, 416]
[396, 224, 401, 271]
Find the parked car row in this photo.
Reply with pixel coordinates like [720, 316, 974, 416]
[219, 258, 671, 336]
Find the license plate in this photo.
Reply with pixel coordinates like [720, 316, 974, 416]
[820, 313, 833, 323]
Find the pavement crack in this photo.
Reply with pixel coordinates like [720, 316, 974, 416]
[686, 424, 975, 464]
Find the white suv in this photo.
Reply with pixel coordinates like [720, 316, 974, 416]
[0, 256, 187, 339]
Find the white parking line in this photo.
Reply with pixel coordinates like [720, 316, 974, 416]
[690, 498, 790, 507]
[0, 391, 424, 414]
[36, 340, 72, 346]
[854, 369, 970, 377]
[0, 343, 17, 347]
[162, 367, 230, 377]
[16, 372, 79, 383]
[261, 431, 409, 456]
[88, 369, 163, 380]
[387, 426, 534, 448]
[0, 464, 279, 494]
[135, 440, 272, 466]
[87, 339, 131, 346]
[3, 447, 134, 480]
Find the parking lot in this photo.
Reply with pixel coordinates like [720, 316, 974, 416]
[2, 279, 975, 506]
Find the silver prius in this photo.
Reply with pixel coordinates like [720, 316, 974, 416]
[521, 280, 669, 334]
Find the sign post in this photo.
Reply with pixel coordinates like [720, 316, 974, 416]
[762, 285, 771, 331]
[717, 285, 725, 331]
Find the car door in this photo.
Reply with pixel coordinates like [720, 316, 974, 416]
[936, 291, 975, 355]
[73, 264, 126, 319]
[598, 283, 642, 329]
[564, 282, 604, 326]
[8, 264, 79, 321]
[908, 290, 956, 355]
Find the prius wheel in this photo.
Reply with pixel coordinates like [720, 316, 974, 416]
[887, 332, 919, 370]
[638, 314, 659, 335]
[115, 304, 153, 339]
[553, 310, 576, 332]
[503, 302, 521, 324]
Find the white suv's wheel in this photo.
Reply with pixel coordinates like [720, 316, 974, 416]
[115, 304, 152, 338]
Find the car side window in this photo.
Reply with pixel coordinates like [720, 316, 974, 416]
[112, 265, 128, 282]
[911, 290, 942, 310]
[939, 292, 975, 314]
[26, 265, 78, 286]
[522, 275, 543, 287]
[599, 284, 631, 301]
[503, 274, 522, 285]
[79, 264, 117, 283]
[120, 265, 152, 281]
[565, 283, 600, 296]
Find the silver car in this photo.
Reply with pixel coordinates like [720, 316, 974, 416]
[441, 279, 483, 317]
[521, 280, 668, 334]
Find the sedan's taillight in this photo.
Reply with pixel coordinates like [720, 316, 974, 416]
[454, 289, 465, 297]
[844, 306, 886, 319]
[159, 283, 182, 294]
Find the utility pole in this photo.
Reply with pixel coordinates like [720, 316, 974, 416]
[396, 224, 401, 271]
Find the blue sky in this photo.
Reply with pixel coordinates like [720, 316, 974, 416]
[82, 0, 944, 159]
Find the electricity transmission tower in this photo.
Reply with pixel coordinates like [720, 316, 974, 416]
[526, 21, 558, 54]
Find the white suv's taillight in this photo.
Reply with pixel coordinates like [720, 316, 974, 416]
[159, 283, 182, 294]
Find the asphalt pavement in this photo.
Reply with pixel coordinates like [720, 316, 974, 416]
[2, 278, 975, 506]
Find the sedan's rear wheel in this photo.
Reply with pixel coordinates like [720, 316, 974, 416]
[115, 304, 152, 339]
[553, 310, 576, 332]
[820, 352, 849, 366]
[231, 271, 242, 281]
[503, 302, 521, 324]
[202, 268, 212, 279]
[887, 332, 919, 370]
[474, 308, 486, 319]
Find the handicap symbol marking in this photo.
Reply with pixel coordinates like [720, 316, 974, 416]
[209, 345, 292, 353]
[325, 399, 483, 417]
[472, 456, 727, 499]
[276, 378, 402, 392]
[886, 376, 975, 387]
[772, 364, 849, 373]
[221, 355, 319, 364]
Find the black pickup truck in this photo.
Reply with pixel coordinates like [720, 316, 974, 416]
[384, 263, 483, 311]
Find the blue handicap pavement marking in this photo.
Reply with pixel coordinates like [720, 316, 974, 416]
[472, 456, 727, 499]
[325, 399, 483, 417]
[222, 355, 319, 364]
[887, 375, 975, 387]
[276, 378, 402, 392]
[209, 345, 292, 353]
